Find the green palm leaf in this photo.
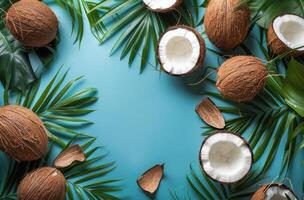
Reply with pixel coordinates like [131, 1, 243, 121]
[85, 0, 200, 72]
[3, 68, 98, 147]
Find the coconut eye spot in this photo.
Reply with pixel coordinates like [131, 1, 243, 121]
[273, 14, 304, 50]
[143, 0, 177, 10]
[165, 36, 193, 66]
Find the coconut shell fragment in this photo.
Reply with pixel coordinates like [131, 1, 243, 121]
[196, 98, 225, 129]
[204, 0, 250, 49]
[137, 164, 164, 195]
[54, 145, 86, 168]
[17, 167, 66, 200]
[216, 56, 268, 102]
[267, 14, 304, 56]
[251, 183, 297, 200]
[0, 105, 48, 161]
[5, 0, 58, 47]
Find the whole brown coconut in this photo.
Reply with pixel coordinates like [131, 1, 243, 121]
[18, 167, 66, 200]
[5, 0, 58, 47]
[251, 183, 297, 200]
[216, 56, 268, 102]
[0, 105, 48, 161]
[204, 0, 250, 49]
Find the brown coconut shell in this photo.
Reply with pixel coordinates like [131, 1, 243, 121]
[199, 131, 254, 184]
[195, 98, 225, 129]
[0, 105, 48, 161]
[17, 167, 66, 200]
[267, 14, 304, 57]
[204, 0, 250, 49]
[251, 183, 297, 200]
[144, 0, 182, 13]
[137, 164, 164, 195]
[216, 56, 268, 102]
[54, 145, 86, 169]
[156, 25, 206, 76]
[5, 0, 58, 47]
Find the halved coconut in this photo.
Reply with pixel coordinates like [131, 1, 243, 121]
[268, 14, 304, 56]
[199, 132, 253, 183]
[143, 0, 182, 13]
[157, 25, 206, 76]
[251, 184, 297, 200]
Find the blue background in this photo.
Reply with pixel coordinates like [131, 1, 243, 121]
[33, 3, 304, 199]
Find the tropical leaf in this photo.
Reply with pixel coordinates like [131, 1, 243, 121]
[85, 0, 200, 72]
[240, 0, 303, 28]
[4, 68, 98, 147]
[0, 138, 121, 200]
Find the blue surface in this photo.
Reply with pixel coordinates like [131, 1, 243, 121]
[34, 4, 304, 199]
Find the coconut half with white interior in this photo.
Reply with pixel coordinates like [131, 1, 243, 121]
[268, 14, 304, 56]
[157, 25, 206, 76]
[251, 184, 297, 200]
[143, 0, 182, 13]
[199, 132, 253, 183]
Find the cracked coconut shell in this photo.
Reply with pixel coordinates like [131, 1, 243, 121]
[54, 145, 86, 168]
[143, 0, 182, 13]
[204, 0, 250, 49]
[251, 183, 297, 200]
[216, 56, 268, 102]
[5, 0, 58, 47]
[0, 105, 48, 161]
[17, 167, 66, 200]
[267, 15, 304, 57]
[137, 164, 164, 195]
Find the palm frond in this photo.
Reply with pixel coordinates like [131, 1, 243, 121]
[4, 67, 98, 147]
[84, 0, 200, 72]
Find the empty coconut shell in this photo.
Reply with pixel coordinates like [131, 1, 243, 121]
[267, 14, 304, 56]
[5, 0, 58, 47]
[216, 56, 268, 102]
[204, 0, 250, 49]
[0, 105, 48, 161]
[54, 145, 86, 168]
[251, 183, 297, 200]
[196, 98, 225, 129]
[137, 164, 164, 195]
[17, 167, 66, 200]
[143, 0, 182, 13]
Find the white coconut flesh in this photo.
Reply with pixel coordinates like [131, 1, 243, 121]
[265, 186, 297, 200]
[200, 133, 252, 183]
[143, 0, 177, 10]
[158, 28, 201, 75]
[273, 14, 304, 51]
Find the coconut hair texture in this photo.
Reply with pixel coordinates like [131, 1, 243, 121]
[216, 56, 268, 102]
[268, 14, 304, 56]
[157, 25, 205, 76]
[199, 132, 253, 183]
[204, 0, 250, 49]
[5, 0, 58, 47]
[0, 105, 48, 161]
[251, 184, 297, 200]
[17, 167, 66, 200]
[143, 0, 182, 13]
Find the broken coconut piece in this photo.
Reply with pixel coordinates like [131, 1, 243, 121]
[251, 184, 297, 200]
[200, 132, 253, 183]
[216, 56, 268, 102]
[143, 0, 182, 13]
[196, 98, 225, 129]
[54, 145, 86, 168]
[137, 164, 164, 195]
[268, 14, 304, 56]
[157, 25, 206, 76]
